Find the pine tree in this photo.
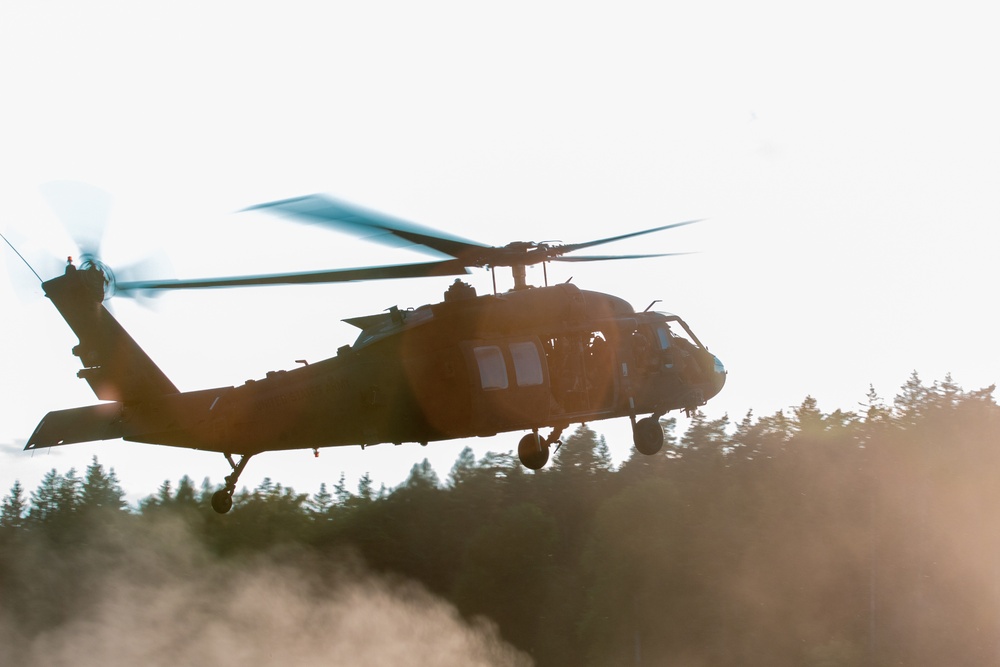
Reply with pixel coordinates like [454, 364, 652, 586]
[174, 475, 198, 507]
[793, 395, 824, 436]
[308, 482, 334, 516]
[81, 456, 127, 513]
[28, 469, 65, 525]
[156, 480, 173, 505]
[861, 384, 891, 426]
[404, 459, 440, 490]
[333, 472, 352, 505]
[56, 468, 82, 514]
[1, 481, 27, 529]
[679, 410, 731, 455]
[447, 446, 478, 487]
[894, 370, 928, 428]
[357, 472, 377, 501]
[550, 424, 612, 476]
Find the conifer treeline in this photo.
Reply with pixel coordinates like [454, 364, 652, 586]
[2, 373, 998, 666]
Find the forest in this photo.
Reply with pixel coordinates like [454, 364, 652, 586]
[2, 373, 999, 666]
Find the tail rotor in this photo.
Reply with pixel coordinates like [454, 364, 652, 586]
[35, 181, 168, 301]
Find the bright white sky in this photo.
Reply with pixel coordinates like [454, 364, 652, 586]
[2, 1, 998, 503]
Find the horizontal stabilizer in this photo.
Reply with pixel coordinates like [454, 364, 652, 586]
[26, 388, 236, 452]
[26, 403, 127, 449]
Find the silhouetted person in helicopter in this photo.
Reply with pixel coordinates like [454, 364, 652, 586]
[444, 279, 476, 301]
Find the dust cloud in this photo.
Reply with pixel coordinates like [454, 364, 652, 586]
[0, 518, 531, 667]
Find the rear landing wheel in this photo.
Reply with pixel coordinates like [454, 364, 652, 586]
[518, 432, 549, 470]
[633, 417, 664, 455]
[211, 452, 254, 514]
[211, 488, 234, 514]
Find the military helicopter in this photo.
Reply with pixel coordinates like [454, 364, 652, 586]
[15, 190, 726, 514]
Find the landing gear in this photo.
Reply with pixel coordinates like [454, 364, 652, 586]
[633, 416, 664, 455]
[211, 453, 254, 514]
[518, 432, 548, 470]
[517, 425, 565, 470]
[211, 488, 234, 514]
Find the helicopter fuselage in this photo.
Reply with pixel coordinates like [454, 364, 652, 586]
[27, 267, 725, 458]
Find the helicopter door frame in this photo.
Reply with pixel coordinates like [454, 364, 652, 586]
[462, 336, 550, 435]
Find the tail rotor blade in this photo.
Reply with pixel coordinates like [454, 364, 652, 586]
[1, 228, 67, 300]
[38, 181, 112, 260]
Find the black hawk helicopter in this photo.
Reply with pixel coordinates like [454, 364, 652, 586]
[16, 191, 726, 514]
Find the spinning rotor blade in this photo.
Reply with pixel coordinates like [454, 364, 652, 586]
[112, 251, 175, 302]
[123, 193, 701, 293]
[551, 251, 696, 263]
[39, 181, 113, 260]
[247, 194, 702, 270]
[552, 219, 702, 257]
[1, 228, 64, 288]
[245, 194, 491, 260]
[116, 259, 469, 292]
[33, 182, 170, 302]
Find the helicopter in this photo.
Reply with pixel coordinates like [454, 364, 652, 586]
[15, 191, 726, 514]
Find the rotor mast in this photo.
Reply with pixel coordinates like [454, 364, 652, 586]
[512, 263, 528, 290]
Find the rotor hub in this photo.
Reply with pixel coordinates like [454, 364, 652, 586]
[76, 254, 116, 300]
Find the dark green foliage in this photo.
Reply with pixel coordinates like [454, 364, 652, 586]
[453, 502, 558, 655]
[80, 456, 127, 514]
[1, 481, 26, 530]
[27, 468, 77, 527]
[2, 376, 1000, 666]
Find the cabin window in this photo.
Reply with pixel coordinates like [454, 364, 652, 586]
[510, 341, 544, 387]
[474, 345, 508, 390]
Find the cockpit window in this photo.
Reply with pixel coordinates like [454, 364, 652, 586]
[655, 314, 704, 350]
[474, 345, 508, 390]
[655, 326, 672, 349]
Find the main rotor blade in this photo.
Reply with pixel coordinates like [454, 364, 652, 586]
[245, 193, 701, 271]
[554, 219, 702, 256]
[116, 260, 469, 292]
[244, 194, 491, 260]
[551, 252, 696, 262]
[39, 181, 112, 260]
[112, 251, 175, 304]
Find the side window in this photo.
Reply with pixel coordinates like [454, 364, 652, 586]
[655, 326, 672, 349]
[474, 345, 508, 390]
[510, 341, 544, 387]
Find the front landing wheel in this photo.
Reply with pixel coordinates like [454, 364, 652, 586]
[518, 432, 550, 470]
[211, 488, 234, 514]
[633, 417, 664, 455]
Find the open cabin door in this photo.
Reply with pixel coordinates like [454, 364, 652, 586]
[543, 329, 620, 420]
[463, 337, 550, 434]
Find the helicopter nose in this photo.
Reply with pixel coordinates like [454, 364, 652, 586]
[708, 354, 727, 398]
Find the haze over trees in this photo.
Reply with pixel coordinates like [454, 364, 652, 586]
[2, 373, 998, 666]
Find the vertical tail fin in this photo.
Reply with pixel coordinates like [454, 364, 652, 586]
[43, 263, 178, 401]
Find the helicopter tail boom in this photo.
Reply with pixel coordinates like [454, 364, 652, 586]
[42, 263, 179, 402]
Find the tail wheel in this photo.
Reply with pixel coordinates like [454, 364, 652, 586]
[633, 417, 664, 455]
[518, 432, 549, 470]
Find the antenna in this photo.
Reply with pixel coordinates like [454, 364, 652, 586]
[0, 232, 44, 283]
